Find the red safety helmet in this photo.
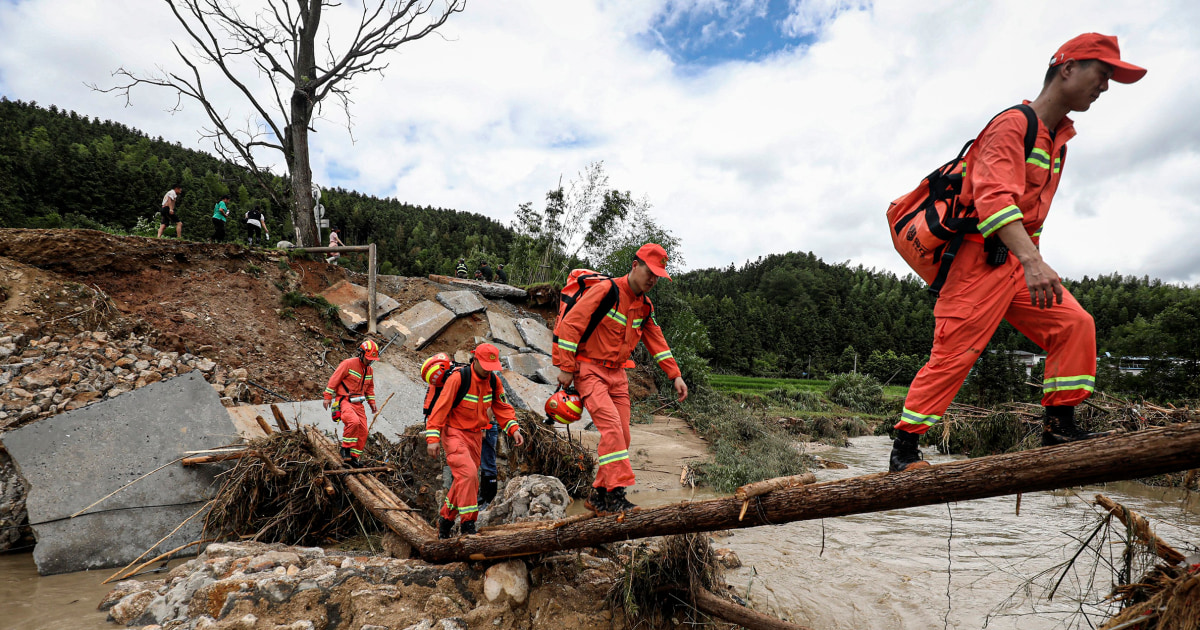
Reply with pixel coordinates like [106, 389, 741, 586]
[545, 386, 583, 425]
[359, 339, 380, 361]
[421, 352, 452, 386]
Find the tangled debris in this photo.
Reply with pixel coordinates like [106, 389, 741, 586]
[610, 533, 721, 624]
[506, 409, 595, 497]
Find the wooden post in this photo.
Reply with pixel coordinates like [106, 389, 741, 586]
[254, 415, 274, 436]
[691, 587, 814, 630]
[368, 242, 377, 335]
[416, 423, 1200, 563]
[270, 404, 291, 432]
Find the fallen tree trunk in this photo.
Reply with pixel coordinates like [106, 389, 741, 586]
[418, 423, 1200, 562]
[1095, 494, 1186, 565]
[427, 274, 527, 299]
[691, 587, 814, 630]
[304, 427, 436, 546]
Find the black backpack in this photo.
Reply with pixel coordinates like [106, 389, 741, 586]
[422, 363, 500, 417]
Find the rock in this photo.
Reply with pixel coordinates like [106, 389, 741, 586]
[276, 240, 295, 249]
[196, 359, 216, 373]
[108, 590, 156, 625]
[158, 357, 174, 370]
[513, 318, 554, 355]
[534, 365, 560, 385]
[500, 353, 553, 380]
[389, 301, 456, 350]
[439, 619, 469, 630]
[250, 550, 301, 572]
[403, 621, 436, 630]
[134, 359, 151, 371]
[478, 475, 569, 527]
[20, 365, 69, 388]
[485, 311, 524, 350]
[382, 531, 412, 559]
[714, 548, 742, 569]
[230, 368, 249, 382]
[453, 350, 471, 365]
[483, 560, 529, 606]
[436, 291, 487, 317]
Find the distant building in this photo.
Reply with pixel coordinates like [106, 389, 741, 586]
[1005, 350, 1044, 377]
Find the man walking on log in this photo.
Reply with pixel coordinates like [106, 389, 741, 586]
[889, 34, 1146, 472]
[323, 340, 379, 467]
[553, 243, 689, 514]
[425, 343, 525, 538]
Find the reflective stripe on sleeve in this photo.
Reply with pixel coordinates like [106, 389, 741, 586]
[653, 350, 674, 363]
[557, 339, 578, 353]
[978, 205, 1023, 238]
[503, 419, 519, 433]
[1026, 147, 1051, 170]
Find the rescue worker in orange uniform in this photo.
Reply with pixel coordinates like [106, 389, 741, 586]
[552, 243, 689, 514]
[890, 34, 1146, 472]
[424, 343, 525, 538]
[323, 340, 379, 467]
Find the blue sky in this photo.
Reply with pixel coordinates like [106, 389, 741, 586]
[641, 0, 812, 68]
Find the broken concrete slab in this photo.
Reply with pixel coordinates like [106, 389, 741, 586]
[498, 370, 590, 425]
[319, 280, 402, 331]
[535, 365, 560, 385]
[388, 301, 456, 350]
[227, 362, 427, 441]
[515, 318, 554, 355]
[376, 319, 411, 350]
[502, 353, 554, 380]
[427, 274, 527, 299]
[486, 311, 524, 349]
[436, 291, 487, 317]
[0, 373, 232, 575]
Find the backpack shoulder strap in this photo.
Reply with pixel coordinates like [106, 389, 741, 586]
[1011, 103, 1039, 159]
[578, 279, 620, 348]
[450, 365, 474, 410]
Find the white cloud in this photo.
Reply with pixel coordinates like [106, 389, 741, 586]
[1, 0, 1198, 284]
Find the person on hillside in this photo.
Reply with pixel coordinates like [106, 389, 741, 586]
[456, 258, 469, 279]
[552, 243, 688, 514]
[496, 264, 509, 284]
[156, 184, 183, 239]
[473, 269, 484, 281]
[327, 227, 344, 265]
[424, 343, 525, 538]
[211, 194, 231, 242]
[888, 34, 1146, 473]
[323, 340, 379, 467]
[244, 207, 269, 247]
[479, 261, 494, 282]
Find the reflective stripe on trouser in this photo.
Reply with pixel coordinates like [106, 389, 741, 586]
[897, 240, 1096, 435]
[577, 361, 635, 490]
[339, 403, 368, 459]
[439, 426, 483, 522]
[480, 425, 498, 478]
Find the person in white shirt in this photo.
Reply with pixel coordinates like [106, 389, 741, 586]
[327, 227, 344, 264]
[157, 184, 183, 238]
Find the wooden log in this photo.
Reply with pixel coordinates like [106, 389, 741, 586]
[418, 423, 1200, 563]
[255, 415, 274, 436]
[288, 245, 371, 254]
[1095, 494, 1186, 565]
[271, 404, 291, 432]
[427, 274, 528, 299]
[367, 242, 377, 335]
[323, 466, 394, 475]
[691, 586, 814, 630]
[304, 427, 437, 546]
[182, 451, 251, 466]
[736, 472, 816, 521]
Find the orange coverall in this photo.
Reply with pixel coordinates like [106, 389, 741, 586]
[424, 368, 519, 523]
[897, 104, 1095, 435]
[552, 276, 681, 490]
[323, 358, 376, 461]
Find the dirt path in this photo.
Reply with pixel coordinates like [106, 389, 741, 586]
[573, 415, 717, 506]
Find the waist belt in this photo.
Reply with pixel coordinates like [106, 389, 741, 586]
[340, 394, 367, 403]
[577, 355, 635, 369]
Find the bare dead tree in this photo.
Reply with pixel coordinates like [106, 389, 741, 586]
[93, 0, 465, 246]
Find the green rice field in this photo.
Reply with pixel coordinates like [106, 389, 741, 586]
[710, 374, 909, 399]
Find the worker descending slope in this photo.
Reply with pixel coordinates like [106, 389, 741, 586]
[887, 34, 1146, 472]
[552, 243, 688, 515]
[323, 340, 379, 467]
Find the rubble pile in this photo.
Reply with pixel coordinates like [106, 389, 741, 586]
[99, 542, 617, 630]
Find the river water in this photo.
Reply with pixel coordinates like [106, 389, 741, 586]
[2, 435, 1197, 630]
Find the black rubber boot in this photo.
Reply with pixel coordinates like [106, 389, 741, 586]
[437, 517, 455, 540]
[459, 520, 476, 536]
[1042, 406, 1111, 446]
[584, 487, 607, 514]
[478, 477, 498, 510]
[340, 447, 354, 466]
[605, 487, 637, 513]
[889, 430, 929, 473]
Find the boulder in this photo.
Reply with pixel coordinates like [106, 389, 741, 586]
[483, 560, 529, 607]
[436, 291, 487, 317]
[514, 318, 553, 355]
[478, 475, 569, 527]
[486, 311, 524, 350]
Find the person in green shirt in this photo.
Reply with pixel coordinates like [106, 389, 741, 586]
[212, 194, 231, 242]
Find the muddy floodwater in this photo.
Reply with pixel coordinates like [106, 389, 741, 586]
[3, 435, 1198, 630]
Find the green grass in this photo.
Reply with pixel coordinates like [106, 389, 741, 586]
[710, 374, 908, 398]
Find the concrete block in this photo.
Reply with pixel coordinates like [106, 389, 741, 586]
[436, 291, 487, 317]
[0, 373, 232, 575]
[501, 353, 553, 380]
[486, 311, 524, 349]
[498, 370, 589, 425]
[514, 318, 554, 355]
[534, 365, 560, 385]
[390, 301, 455, 350]
[319, 280, 402, 331]
[226, 362, 428, 441]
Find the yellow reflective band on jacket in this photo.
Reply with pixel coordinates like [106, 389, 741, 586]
[482, 394, 493, 403]
[605, 309, 628, 326]
[349, 448, 363, 455]
[458, 504, 479, 515]
[598, 450, 629, 466]
[898, 408, 941, 427]
[348, 369, 363, 379]
[443, 497, 456, 509]
[1053, 157, 1062, 174]
[1042, 375, 1095, 393]
[557, 339, 578, 353]
[978, 205, 1023, 238]
[1033, 227, 1043, 238]
[632, 318, 644, 329]
[503, 419, 518, 433]
[463, 393, 479, 403]
[1026, 147, 1051, 170]
[653, 350, 673, 363]
[423, 429, 440, 439]
[324, 387, 336, 395]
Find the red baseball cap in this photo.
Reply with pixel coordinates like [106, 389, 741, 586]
[1050, 33, 1146, 84]
[635, 243, 672, 281]
[473, 342, 503, 371]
